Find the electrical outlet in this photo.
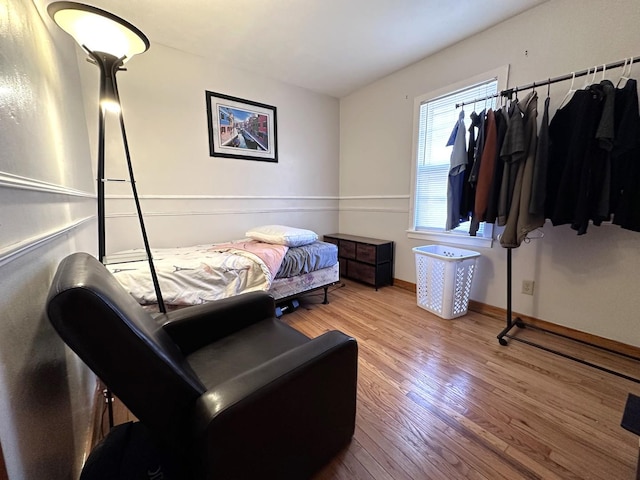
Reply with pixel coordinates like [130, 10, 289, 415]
[522, 280, 535, 295]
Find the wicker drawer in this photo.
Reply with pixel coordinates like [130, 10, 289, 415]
[356, 243, 376, 264]
[339, 240, 356, 259]
[347, 260, 375, 284]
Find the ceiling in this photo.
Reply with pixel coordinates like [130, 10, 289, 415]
[43, 0, 549, 98]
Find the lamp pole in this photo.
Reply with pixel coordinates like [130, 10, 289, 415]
[89, 49, 166, 314]
[91, 51, 118, 263]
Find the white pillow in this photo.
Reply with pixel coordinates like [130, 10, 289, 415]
[246, 225, 318, 247]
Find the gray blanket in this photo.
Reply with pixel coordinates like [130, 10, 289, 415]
[275, 241, 338, 278]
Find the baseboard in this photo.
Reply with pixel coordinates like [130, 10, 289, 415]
[393, 278, 415, 293]
[467, 300, 640, 358]
[392, 279, 640, 358]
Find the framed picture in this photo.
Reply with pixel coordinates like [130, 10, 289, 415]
[206, 91, 278, 162]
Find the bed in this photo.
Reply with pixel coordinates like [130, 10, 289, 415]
[104, 225, 339, 309]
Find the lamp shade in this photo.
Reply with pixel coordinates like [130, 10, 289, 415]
[47, 1, 149, 61]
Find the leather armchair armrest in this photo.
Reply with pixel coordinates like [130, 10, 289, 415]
[190, 330, 358, 478]
[159, 291, 275, 354]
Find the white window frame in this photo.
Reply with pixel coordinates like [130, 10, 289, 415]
[407, 65, 510, 249]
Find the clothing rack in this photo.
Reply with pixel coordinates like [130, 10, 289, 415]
[461, 55, 640, 383]
[455, 55, 640, 109]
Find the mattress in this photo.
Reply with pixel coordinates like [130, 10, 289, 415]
[106, 240, 338, 306]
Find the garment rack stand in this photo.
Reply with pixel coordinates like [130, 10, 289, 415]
[497, 249, 640, 384]
[462, 54, 640, 383]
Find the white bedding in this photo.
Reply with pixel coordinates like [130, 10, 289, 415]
[106, 241, 287, 305]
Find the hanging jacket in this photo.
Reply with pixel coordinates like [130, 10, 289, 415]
[612, 79, 640, 231]
[485, 107, 509, 224]
[500, 91, 540, 248]
[446, 111, 467, 230]
[590, 80, 616, 225]
[460, 111, 480, 222]
[529, 96, 550, 216]
[497, 100, 525, 226]
[516, 91, 545, 243]
[547, 87, 603, 232]
[467, 109, 487, 235]
[474, 109, 497, 222]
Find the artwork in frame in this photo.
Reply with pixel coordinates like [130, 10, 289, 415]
[206, 91, 278, 162]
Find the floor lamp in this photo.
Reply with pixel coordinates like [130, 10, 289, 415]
[48, 1, 166, 427]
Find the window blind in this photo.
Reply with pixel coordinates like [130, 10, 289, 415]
[414, 79, 498, 234]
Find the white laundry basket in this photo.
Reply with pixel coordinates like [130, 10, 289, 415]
[413, 245, 481, 319]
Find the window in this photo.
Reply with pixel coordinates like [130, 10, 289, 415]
[408, 66, 509, 248]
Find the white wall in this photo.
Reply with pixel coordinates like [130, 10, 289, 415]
[76, 41, 341, 254]
[339, 0, 640, 347]
[0, 0, 97, 478]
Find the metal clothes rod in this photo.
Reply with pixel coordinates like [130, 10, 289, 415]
[456, 92, 500, 109]
[456, 55, 640, 108]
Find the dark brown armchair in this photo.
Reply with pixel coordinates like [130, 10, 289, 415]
[46, 252, 358, 479]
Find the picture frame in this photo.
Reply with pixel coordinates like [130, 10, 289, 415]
[205, 91, 278, 162]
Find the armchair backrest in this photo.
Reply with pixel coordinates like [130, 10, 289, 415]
[46, 253, 205, 443]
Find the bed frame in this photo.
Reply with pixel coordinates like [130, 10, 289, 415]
[270, 262, 340, 306]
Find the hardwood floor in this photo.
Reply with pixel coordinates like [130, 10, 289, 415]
[107, 280, 640, 479]
[285, 280, 640, 480]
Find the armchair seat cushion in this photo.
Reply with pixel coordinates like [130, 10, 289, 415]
[186, 318, 310, 387]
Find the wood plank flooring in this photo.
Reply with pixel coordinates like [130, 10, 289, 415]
[285, 280, 640, 480]
[108, 280, 640, 479]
